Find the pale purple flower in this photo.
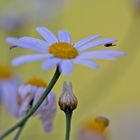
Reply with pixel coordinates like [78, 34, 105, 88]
[1, 78, 20, 117]
[0, 0, 69, 31]
[2, 77, 57, 133]
[0, 65, 20, 116]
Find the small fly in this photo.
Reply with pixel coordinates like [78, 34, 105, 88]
[104, 43, 116, 47]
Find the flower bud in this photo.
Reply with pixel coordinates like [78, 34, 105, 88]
[59, 81, 78, 111]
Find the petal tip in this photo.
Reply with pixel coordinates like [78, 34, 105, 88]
[123, 52, 127, 56]
[11, 61, 18, 67]
[36, 27, 47, 31]
[6, 37, 16, 43]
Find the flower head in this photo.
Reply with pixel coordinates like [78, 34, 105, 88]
[6, 27, 126, 75]
[2, 77, 57, 133]
[83, 116, 109, 133]
[59, 81, 77, 111]
[78, 116, 109, 140]
[0, 0, 69, 31]
[0, 65, 20, 116]
[16, 77, 48, 117]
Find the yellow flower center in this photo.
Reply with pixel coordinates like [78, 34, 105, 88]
[48, 42, 78, 59]
[0, 66, 12, 79]
[26, 77, 47, 88]
[84, 116, 109, 133]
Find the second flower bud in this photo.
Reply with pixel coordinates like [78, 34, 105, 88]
[59, 81, 78, 111]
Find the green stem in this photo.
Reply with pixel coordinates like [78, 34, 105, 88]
[0, 66, 61, 140]
[13, 107, 30, 140]
[13, 122, 26, 140]
[65, 110, 73, 140]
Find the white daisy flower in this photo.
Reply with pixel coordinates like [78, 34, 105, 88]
[78, 116, 109, 140]
[0, 0, 69, 31]
[6, 27, 126, 75]
[0, 65, 20, 117]
[17, 78, 57, 132]
[2, 77, 57, 133]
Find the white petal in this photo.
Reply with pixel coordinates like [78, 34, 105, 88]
[73, 59, 99, 69]
[78, 130, 106, 140]
[12, 54, 52, 66]
[36, 27, 58, 45]
[19, 95, 33, 117]
[32, 88, 47, 115]
[78, 52, 113, 60]
[19, 37, 49, 51]
[78, 38, 117, 51]
[58, 30, 71, 43]
[42, 121, 53, 132]
[41, 58, 61, 70]
[42, 92, 56, 113]
[17, 85, 35, 99]
[78, 54, 116, 60]
[74, 35, 100, 48]
[1, 79, 20, 117]
[40, 92, 57, 133]
[91, 50, 126, 56]
[78, 50, 126, 60]
[6, 37, 48, 53]
[59, 60, 73, 75]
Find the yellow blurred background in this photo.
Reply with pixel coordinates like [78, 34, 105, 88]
[0, 0, 140, 140]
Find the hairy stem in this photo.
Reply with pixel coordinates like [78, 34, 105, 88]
[65, 110, 73, 140]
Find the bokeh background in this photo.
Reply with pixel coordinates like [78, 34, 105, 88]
[0, 0, 140, 140]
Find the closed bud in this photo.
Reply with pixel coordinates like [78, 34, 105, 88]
[59, 81, 78, 111]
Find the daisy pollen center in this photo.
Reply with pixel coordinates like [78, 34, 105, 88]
[84, 117, 109, 133]
[26, 77, 47, 88]
[0, 66, 12, 79]
[48, 42, 78, 59]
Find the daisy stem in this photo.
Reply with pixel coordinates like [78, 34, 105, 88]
[13, 108, 30, 140]
[0, 66, 61, 140]
[13, 122, 26, 140]
[65, 110, 73, 140]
